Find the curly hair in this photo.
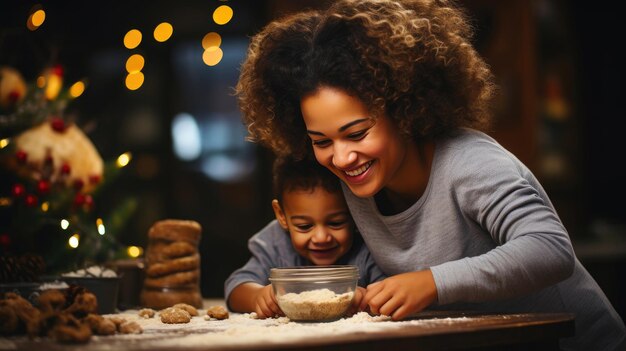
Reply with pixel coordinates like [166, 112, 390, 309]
[272, 155, 341, 203]
[237, 0, 496, 158]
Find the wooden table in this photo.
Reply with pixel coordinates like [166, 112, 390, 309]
[1, 300, 575, 351]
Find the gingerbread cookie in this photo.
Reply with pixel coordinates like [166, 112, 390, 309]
[159, 307, 191, 324]
[145, 254, 200, 277]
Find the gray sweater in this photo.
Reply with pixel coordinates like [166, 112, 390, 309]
[342, 129, 625, 351]
[224, 220, 386, 306]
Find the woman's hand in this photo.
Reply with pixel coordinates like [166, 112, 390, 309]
[252, 285, 284, 319]
[360, 270, 438, 320]
[346, 286, 366, 316]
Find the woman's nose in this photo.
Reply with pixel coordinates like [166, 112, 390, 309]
[332, 142, 357, 169]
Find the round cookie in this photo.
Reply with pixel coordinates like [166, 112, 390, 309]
[143, 269, 200, 288]
[148, 220, 201, 245]
[145, 254, 200, 278]
[159, 307, 191, 324]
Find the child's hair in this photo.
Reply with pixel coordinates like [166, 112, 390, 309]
[237, 0, 496, 159]
[272, 156, 341, 203]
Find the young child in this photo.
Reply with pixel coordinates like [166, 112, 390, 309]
[224, 156, 385, 318]
[235, 0, 626, 350]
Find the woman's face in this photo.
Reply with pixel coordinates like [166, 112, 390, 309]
[300, 87, 408, 198]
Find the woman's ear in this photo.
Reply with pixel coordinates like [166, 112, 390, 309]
[272, 199, 289, 230]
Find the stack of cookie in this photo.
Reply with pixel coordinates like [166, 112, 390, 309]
[140, 219, 203, 309]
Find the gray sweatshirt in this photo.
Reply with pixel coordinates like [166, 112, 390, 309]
[342, 129, 625, 351]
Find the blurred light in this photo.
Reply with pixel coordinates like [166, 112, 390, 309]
[96, 218, 106, 235]
[60, 219, 70, 230]
[36, 76, 46, 88]
[127, 246, 143, 258]
[0, 198, 12, 206]
[125, 71, 144, 90]
[213, 5, 233, 25]
[126, 54, 145, 73]
[69, 81, 85, 98]
[171, 113, 202, 161]
[116, 152, 132, 167]
[68, 234, 80, 248]
[41, 202, 49, 212]
[124, 29, 142, 49]
[154, 22, 173, 42]
[44, 73, 62, 100]
[27, 8, 45, 31]
[0, 139, 9, 149]
[201, 154, 255, 182]
[202, 46, 223, 66]
[202, 32, 222, 50]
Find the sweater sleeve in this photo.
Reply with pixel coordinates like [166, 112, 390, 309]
[223, 221, 284, 303]
[430, 141, 575, 304]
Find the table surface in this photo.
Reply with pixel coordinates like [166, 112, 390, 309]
[2, 299, 575, 351]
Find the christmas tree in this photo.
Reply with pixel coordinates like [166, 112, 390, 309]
[0, 65, 137, 281]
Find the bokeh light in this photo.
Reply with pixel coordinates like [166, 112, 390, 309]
[202, 32, 222, 50]
[213, 5, 233, 25]
[69, 81, 86, 98]
[202, 46, 223, 66]
[125, 71, 144, 90]
[124, 29, 142, 49]
[154, 22, 173, 42]
[127, 246, 143, 258]
[116, 152, 132, 167]
[68, 234, 80, 248]
[126, 54, 145, 73]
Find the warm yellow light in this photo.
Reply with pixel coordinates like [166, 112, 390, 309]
[36, 76, 46, 88]
[126, 54, 145, 73]
[202, 32, 222, 50]
[202, 46, 223, 66]
[41, 202, 49, 212]
[0, 139, 9, 149]
[127, 246, 143, 258]
[125, 72, 144, 90]
[213, 5, 233, 25]
[68, 234, 80, 248]
[44, 74, 62, 100]
[116, 152, 132, 167]
[154, 22, 173, 42]
[69, 81, 85, 98]
[0, 198, 12, 206]
[61, 219, 70, 230]
[124, 29, 142, 49]
[96, 218, 106, 235]
[31, 10, 46, 26]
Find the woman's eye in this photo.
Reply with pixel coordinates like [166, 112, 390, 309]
[347, 130, 367, 140]
[312, 139, 331, 148]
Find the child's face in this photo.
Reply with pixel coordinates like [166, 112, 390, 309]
[272, 187, 354, 266]
[301, 86, 408, 198]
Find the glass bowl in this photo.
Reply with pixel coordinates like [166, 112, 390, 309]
[269, 265, 359, 322]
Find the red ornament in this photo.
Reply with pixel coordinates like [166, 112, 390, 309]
[83, 194, 94, 211]
[11, 183, 25, 197]
[37, 180, 51, 194]
[15, 150, 27, 163]
[25, 194, 38, 207]
[50, 117, 67, 133]
[73, 179, 84, 191]
[60, 163, 71, 175]
[89, 175, 101, 184]
[73, 193, 85, 206]
[0, 234, 10, 247]
[51, 65, 64, 77]
[8, 90, 21, 104]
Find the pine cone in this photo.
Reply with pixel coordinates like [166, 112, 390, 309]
[0, 253, 46, 283]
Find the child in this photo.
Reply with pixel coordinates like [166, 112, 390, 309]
[235, 0, 626, 350]
[224, 156, 385, 318]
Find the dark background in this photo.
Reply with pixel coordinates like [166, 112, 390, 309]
[1, 0, 624, 319]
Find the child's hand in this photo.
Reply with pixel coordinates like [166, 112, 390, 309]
[360, 270, 438, 320]
[345, 286, 366, 316]
[252, 285, 284, 319]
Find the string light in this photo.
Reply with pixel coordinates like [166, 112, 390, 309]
[0, 139, 9, 149]
[116, 152, 132, 167]
[127, 246, 143, 258]
[69, 81, 86, 98]
[68, 234, 80, 248]
[96, 218, 106, 235]
[60, 219, 70, 230]
[124, 29, 142, 49]
[41, 201, 49, 212]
